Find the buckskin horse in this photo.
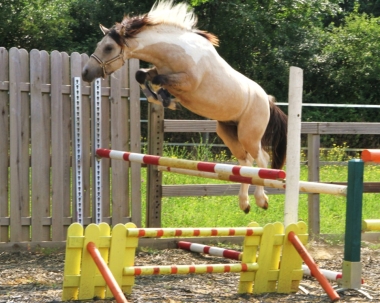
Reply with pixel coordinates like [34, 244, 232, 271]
[82, 0, 287, 214]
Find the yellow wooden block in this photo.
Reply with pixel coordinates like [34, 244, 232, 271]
[95, 223, 111, 298]
[254, 222, 283, 293]
[238, 222, 259, 293]
[78, 224, 106, 300]
[277, 222, 307, 293]
[62, 223, 83, 301]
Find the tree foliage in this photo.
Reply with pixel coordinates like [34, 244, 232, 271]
[1, 0, 380, 133]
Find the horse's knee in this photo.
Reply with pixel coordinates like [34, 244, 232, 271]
[152, 74, 170, 86]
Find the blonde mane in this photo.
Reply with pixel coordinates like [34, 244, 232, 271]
[148, 1, 198, 31]
[115, 1, 219, 46]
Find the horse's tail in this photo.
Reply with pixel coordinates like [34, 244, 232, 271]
[262, 95, 287, 169]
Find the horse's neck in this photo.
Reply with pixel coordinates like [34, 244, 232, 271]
[130, 27, 213, 69]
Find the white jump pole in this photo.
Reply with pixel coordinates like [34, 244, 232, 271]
[158, 166, 347, 196]
[284, 67, 303, 226]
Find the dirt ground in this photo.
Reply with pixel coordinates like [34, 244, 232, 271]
[0, 241, 379, 303]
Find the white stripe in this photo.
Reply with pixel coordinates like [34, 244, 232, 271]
[128, 153, 145, 164]
[213, 163, 234, 174]
[109, 150, 125, 160]
[190, 243, 207, 253]
[208, 247, 225, 257]
[238, 166, 260, 178]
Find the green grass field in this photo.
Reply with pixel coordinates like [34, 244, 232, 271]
[140, 144, 380, 234]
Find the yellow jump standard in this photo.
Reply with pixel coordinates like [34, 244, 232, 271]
[62, 221, 307, 301]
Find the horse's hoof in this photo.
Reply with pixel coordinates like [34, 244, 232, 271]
[135, 70, 146, 84]
[157, 88, 171, 107]
[262, 201, 269, 210]
[243, 205, 251, 214]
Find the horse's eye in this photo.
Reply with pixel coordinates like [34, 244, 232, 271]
[104, 45, 113, 53]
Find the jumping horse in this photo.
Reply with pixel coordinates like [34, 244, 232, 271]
[82, 0, 288, 214]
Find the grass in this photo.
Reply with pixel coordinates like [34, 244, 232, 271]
[141, 141, 380, 235]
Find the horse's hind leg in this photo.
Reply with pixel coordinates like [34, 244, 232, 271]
[216, 122, 253, 213]
[237, 112, 271, 210]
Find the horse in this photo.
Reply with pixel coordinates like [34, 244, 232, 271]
[82, 0, 288, 214]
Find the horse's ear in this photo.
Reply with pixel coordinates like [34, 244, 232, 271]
[99, 24, 110, 35]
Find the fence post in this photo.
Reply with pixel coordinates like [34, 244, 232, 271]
[307, 134, 320, 236]
[284, 66, 303, 226]
[341, 159, 364, 289]
[146, 104, 164, 227]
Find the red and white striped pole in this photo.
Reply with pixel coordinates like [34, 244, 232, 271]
[124, 263, 258, 276]
[96, 148, 286, 181]
[178, 241, 242, 260]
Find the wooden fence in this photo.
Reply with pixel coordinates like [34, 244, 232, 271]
[1, 47, 379, 248]
[0, 47, 141, 248]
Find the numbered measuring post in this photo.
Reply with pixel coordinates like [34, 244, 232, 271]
[72, 77, 83, 225]
[92, 78, 102, 224]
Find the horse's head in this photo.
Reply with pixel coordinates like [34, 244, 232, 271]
[82, 23, 137, 82]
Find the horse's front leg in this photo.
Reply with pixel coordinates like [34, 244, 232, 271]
[216, 122, 253, 214]
[152, 72, 194, 93]
[135, 68, 178, 110]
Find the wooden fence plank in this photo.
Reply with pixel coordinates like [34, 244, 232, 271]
[51, 51, 71, 241]
[161, 184, 285, 197]
[129, 58, 142, 227]
[9, 48, 30, 242]
[62, 52, 72, 234]
[30, 49, 51, 241]
[0, 47, 9, 242]
[110, 67, 130, 224]
[163, 120, 380, 135]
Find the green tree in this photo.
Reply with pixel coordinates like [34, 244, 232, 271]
[0, 0, 74, 51]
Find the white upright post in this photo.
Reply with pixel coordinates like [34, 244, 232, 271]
[284, 67, 303, 226]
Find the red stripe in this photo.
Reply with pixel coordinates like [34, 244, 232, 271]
[193, 229, 200, 236]
[258, 169, 286, 180]
[156, 230, 164, 237]
[197, 162, 216, 172]
[229, 175, 253, 184]
[143, 155, 160, 165]
[153, 267, 160, 274]
[246, 229, 254, 236]
[204, 246, 210, 254]
[223, 250, 241, 260]
[96, 148, 111, 158]
[123, 152, 130, 161]
[231, 166, 241, 175]
[189, 266, 196, 273]
[175, 230, 182, 236]
[241, 264, 248, 271]
[134, 268, 142, 275]
[207, 266, 213, 273]
[224, 265, 231, 272]
[171, 266, 178, 274]
[138, 230, 146, 237]
[228, 229, 235, 236]
[211, 229, 218, 236]
[178, 241, 192, 250]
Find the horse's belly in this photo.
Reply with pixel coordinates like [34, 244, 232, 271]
[177, 96, 244, 122]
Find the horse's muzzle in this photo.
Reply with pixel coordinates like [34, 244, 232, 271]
[82, 64, 103, 83]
